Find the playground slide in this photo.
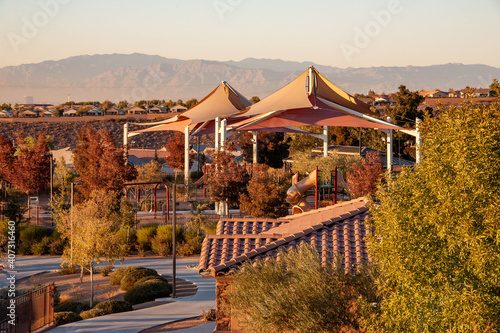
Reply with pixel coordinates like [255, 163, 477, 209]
[286, 169, 349, 214]
[286, 169, 317, 214]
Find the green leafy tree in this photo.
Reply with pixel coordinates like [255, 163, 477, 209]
[249, 96, 260, 104]
[239, 164, 289, 218]
[51, 157, 77, 224]
[184, 98, 198, 109]
[386, 85, 425, 127]
[288, 126, 323, 154]
[227, 244, 374, 333]
[366, 101, 500, 331]
[117, 100, 128, 109]
[490, 78, 500, 97]
[237, 132, 290, 168]
[58, 190, 127, 307]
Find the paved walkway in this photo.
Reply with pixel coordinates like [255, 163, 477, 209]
[2, 256, 216, 333]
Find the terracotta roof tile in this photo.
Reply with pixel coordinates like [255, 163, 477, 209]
[198, 198, 372, 277]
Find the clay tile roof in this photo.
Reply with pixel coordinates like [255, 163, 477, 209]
[198, 198, 372, 277]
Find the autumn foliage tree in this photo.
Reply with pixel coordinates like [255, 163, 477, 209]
[164, 132, 194, 180]
[72, 127, 137, 200]
[0, 133, 51, 195]
[240, 164, 289, 218]
[345, 152, 383, 198]
[208, 150, 250, 207]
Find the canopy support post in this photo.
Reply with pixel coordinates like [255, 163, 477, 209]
[215, 117, 220, 152]
[184, 125, 190, 186]
[416, 118, 422, 164]
[386, 117, 393, 172]
[220, 119, 227, 151]
[252, 131, 257, 164]
[123, 123, 129, 165]
[322, 126, 328, 157]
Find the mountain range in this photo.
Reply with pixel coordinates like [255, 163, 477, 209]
[1, 53, 499, 104]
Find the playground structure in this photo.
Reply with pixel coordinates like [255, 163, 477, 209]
[287, 166, 349, 214]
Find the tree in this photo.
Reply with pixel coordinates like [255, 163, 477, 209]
[100, 100, 114, 112]
[208, 150, 250, 207]
[227, 244, 372, 333]
[345, 151, 384, 198]
[58, 190, 127, 307]
[365, 101, 500, 331]
[288, 126, 323, 154]
[51, 157, 77, 224]
[0, 133, 51, 195]
[239, 164, 289, 218]
[72, 127, 137, 201]
[184, 98, 198, 109]
[117, 100, 128, 109]
[237, 132, 290, 168]
[164, 132, 193, 181]
[386, 85, 425, 127]
[250, 96, 260, 104]
[490, 78, 500, 97]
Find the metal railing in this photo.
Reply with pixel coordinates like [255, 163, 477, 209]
[0, 283, 54, 333]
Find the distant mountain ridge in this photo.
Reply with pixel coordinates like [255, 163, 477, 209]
[1, 53, 499, 104]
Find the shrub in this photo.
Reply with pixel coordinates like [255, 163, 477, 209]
[156, 224, 184, 242]
[32, 236, 52, 255]
[134, 275, 168, 285]
[109, 266, 143, 286]
[53, 312, 82, 326]
[94, 300, 133, 313]
[54, 301, 90, 314]
[80, 307, 109, 320]
[116, 228, 137, 245]
[49, 237, 66, 255]
[151, 234, 171, 256]
[124, 279, 172, 305]
[136, 224, 158, 251]
[19, 225, 50, 254]
[59, 263, 79, 275]
[177, 235, 204, 256]
[120, 268, 159, 291]
[100, 264, 113, 277]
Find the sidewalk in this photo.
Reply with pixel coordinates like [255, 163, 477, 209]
[6, 256, 216, 333]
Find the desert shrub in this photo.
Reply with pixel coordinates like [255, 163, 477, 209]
[94, 300, 132, 313]
[58, 263, 79, 275]
[116, 228, 137, 245]
[54, 301, 90, 314]
[177, 235, 204, 256]
[49, 237, 66, 255]
[110, 266, 143, 286]
[100, 264, 113, 277]
[136, 224, 158, 251]
[134, 275, 168, 286]
[31, 236, 52, 255]
[156, 224, 184, 242]
[19, 225, 49, 254]
[120, 268, 159, 291]
[53, 312, 82, 326]
[80, 307, 109, 320]
[124, 279, 172, 305]
[151, 234, 171, 256]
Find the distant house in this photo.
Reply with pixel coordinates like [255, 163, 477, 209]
[169, 104, 188, 113]
[63, 108, 79, 117]
[41, 110, 55, 117]
[148, 105, 168, 113]
[19, 110, 38, 118]
[127, 106, 147, 115]
[0, 110, 13, 118]
[419, 90, 448, 98]
[460, 88, 490, 98]
[86, 108, 103, 116]
[106, 107, 125, 115]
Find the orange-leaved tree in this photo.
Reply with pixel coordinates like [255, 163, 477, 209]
[72, 127, 137, 201]
[346, 151, 384, 198]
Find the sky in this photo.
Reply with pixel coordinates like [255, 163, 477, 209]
[1, 0, 500, 69]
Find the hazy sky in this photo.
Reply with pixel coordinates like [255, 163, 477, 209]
[1, 0, 499, 69]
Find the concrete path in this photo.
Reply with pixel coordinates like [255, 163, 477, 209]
[1, 256, 216, 333]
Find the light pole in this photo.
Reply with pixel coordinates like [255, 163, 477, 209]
[172, 184, 176, 298]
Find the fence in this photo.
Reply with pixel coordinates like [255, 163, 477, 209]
[0, 284, 54, 333]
